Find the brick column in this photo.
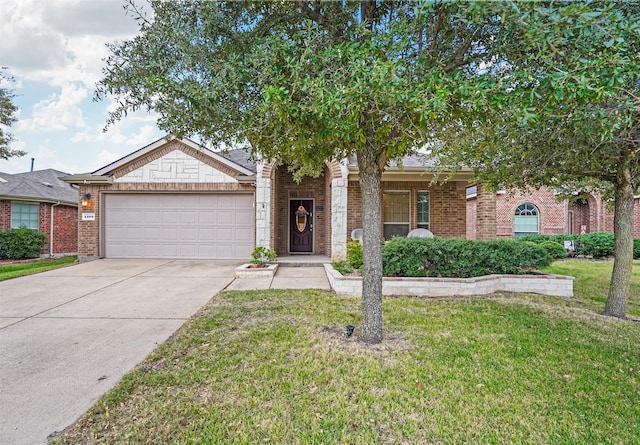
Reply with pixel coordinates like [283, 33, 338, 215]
[476, 183, 496, 240]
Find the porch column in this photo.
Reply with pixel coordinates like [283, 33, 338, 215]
[255, 162, 272, 249]
[330, 160, 349, 261]
[475, 183, 496, 240]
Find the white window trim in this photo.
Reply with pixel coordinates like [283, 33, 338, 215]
[417, 190, 430, 230]
[11, 201, 40, 230]
[514, 202, 540, 236]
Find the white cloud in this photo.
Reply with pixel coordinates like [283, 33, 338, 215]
[2, 0, 141, 88]
[89, 149, 126, 172]
[17, 83, 88, 132]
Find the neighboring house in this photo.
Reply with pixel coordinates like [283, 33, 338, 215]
[466, 185, 640, 239]
[63, 136, 495, 262]
[0, 169, 79, 255]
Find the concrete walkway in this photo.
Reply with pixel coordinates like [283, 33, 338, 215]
[227, 265, 332, 291]
[0, 259, 330, 445]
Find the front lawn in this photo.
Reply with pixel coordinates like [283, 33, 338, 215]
[0, 255, 77, 281]
[54, 288, 640, 444]
[543, 259, 640, 318]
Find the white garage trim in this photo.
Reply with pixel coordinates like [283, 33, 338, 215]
[103, 192, 255, 260]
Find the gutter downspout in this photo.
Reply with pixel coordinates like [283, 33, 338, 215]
[50, 201, 61, 256]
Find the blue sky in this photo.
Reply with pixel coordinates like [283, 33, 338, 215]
[1, 0, 164, 174]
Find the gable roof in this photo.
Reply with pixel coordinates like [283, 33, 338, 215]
[92, 136, 256, 176]
[0, 169, 79, 205]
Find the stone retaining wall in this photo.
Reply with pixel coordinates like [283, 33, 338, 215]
[324, 265, 574, 297]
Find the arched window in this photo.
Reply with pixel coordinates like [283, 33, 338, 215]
[514, 203, 539, 238]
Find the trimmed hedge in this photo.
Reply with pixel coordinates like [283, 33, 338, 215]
[519, 232, 640, 259]
[0, 228, 47, 259]
[540, 241, 568, 260]
[382, 237, 551, 278]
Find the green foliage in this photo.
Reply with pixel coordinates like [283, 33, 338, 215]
[332, 260, 353, 275]
[577, 232, 615, 259]
[0, 255, 77, 281]
[433, 2, 639, 315]
[634, 239, 640, 260]
[52, 288, 640, 444]
[0, 228, 47, 259]
[250, 246, 277, 267]
[517, 234, 551, 244]
[382, 237, 551, 278]
[0, 71, 25, 160]
[539, 241, 568, 260]
[346, 241, 363, 271]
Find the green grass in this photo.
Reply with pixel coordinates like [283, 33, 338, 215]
[543, 259, 640, 318]
[0, 255, 77, 281]
[54, 287, 640, 444]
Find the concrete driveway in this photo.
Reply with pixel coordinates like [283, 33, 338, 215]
[0, 259, 239, 445]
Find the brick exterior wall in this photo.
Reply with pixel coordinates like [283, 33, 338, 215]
[496, 187, 566, 237]
[466, 197, 477, 240]
[39, 203, 78, 254]
[346, 180, 467, 240]
[475, 183, 497, 240]
[0, 200, 9, 229]
[0, 200, 78, 255]
[467, 187, 640, 239]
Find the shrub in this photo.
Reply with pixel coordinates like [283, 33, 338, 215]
[250, 246, 277, 266]
[634, 239, 640, 259]
[576, 232, 615, 258]
[517, 234, 551, 244]
[382, 237, 551, 278]
[0, 228, 47, 259]
[539, 241, 568, 259]
[347, 241, 363, 270]
[549, 234, 578, 245]
[332, 260, 353, 275]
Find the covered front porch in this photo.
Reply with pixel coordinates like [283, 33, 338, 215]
[255, 158, 497, 262]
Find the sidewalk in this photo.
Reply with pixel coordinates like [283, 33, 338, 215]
[225, 265, 331, 291]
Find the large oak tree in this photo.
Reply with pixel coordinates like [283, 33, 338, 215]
[438, 1, 639, 318]
[98, 0, 508, 343]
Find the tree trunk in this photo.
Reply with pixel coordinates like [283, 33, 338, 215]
[604, 164, 634, 318]
[356, 146, 384, 343]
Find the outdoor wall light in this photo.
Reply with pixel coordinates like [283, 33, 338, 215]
[81, 193, 92, 208]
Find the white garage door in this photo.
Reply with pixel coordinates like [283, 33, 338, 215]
[104, 193, 254, 259]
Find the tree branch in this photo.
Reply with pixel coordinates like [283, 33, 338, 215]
[296, 0, 342, 39]
[361, 0, 376, 31]
[428, 7, 445, 58]
[444, 26, 482, 73]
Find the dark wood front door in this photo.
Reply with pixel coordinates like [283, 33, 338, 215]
[290, 200, 313, 253]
